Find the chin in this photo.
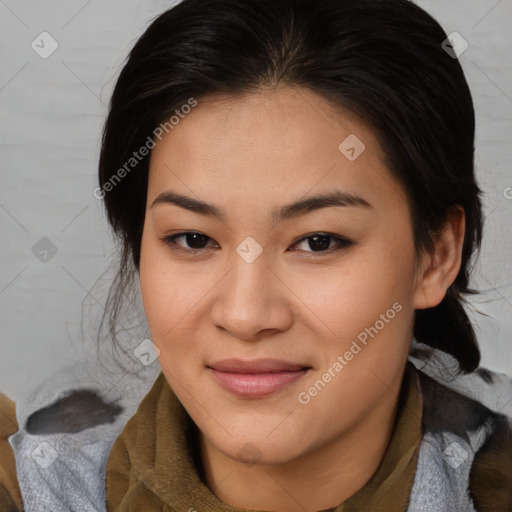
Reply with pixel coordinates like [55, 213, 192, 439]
[214, 431, 305, 466]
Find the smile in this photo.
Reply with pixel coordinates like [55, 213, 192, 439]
[207, 358, 312, 397]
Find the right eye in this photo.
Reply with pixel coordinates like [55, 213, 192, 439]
[159, 231, 218, 252]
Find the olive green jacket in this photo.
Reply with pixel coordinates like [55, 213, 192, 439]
[1, 360, 511, 511]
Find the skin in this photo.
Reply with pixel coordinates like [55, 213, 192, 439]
[138, 85, 465, 512]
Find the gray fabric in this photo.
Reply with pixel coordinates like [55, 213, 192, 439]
[406, 420, 493, 511]
[7, 344, 512, 511]
[8, 357, 160, 512]
[409, 340, 512, 418]
[8, 417, 125, 512]
[406, 341, 512, 511]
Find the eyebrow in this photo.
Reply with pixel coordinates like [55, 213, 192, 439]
[150, 190, 372, 224]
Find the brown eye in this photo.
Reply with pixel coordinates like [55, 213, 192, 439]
[161, 232, 217, 251]
[160, 231, 354, 257]
[291, 233, 354, 255]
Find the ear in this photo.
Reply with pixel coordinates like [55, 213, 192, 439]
[413, 206, 465, 310]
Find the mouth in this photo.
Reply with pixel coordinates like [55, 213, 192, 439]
[207, 358, 312, 398]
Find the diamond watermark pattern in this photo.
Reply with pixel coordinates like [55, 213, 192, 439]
[237, 442, 262, 467]
[442, 441, 469, 469]
[31, 442, 58, 469]
[134, 338, 161, 366]
[236, 236, 263, 264]
[31, 32, 59, 59]
[442, 32, 469, 59]
[338, 134, 366, 161]
[32, 237, 58, 263]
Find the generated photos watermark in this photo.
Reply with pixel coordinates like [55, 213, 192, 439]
[297, 301, 403, 405]
[93, 97, 198, 200]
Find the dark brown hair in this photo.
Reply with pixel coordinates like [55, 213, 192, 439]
[98, 0, 483, 373]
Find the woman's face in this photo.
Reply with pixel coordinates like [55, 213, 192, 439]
[139, 86, 425, 465]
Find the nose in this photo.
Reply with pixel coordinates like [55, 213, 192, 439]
[209, 251, 293, 342]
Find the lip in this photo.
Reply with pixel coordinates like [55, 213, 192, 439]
[208, 358, 312, 397]
[209, 358, 310, 373]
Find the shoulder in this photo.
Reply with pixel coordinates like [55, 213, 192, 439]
[0, 386, 125, 512]
[24, 387, 123, 435]
[0, 393, 23, 512]
[413, 364, 512, 510]
[416, 366, 506, 434]
[105, 372, 169, 511]
[106, 372, 167, 471]
[4, 359, 160, 512]
[469, 408, 512, 511]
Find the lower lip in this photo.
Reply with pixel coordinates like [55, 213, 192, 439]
[209, 368, 310, 397]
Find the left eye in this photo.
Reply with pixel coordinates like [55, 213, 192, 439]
[292, 233, 354, 254]
[162, 232, 217, 251]
[160, 231, 354, 255]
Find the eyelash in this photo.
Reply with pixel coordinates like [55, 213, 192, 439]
[159, 231, 354, 257]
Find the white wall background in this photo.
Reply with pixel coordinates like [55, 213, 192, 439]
[1, 0, 511, 402]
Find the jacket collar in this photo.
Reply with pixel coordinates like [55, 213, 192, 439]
[114, 361, 423, 511]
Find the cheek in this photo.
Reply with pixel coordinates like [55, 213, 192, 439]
[138, 216, 417, 365]
[294, 242, 415, 341]
[295, 258, 415, 433]
[138, 234, 212, 369]
[139, 234, 181, 347]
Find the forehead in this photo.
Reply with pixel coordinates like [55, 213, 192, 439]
[147, 86, 407, 217]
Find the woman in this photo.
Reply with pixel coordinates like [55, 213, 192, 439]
[1, 0, 511, 510]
